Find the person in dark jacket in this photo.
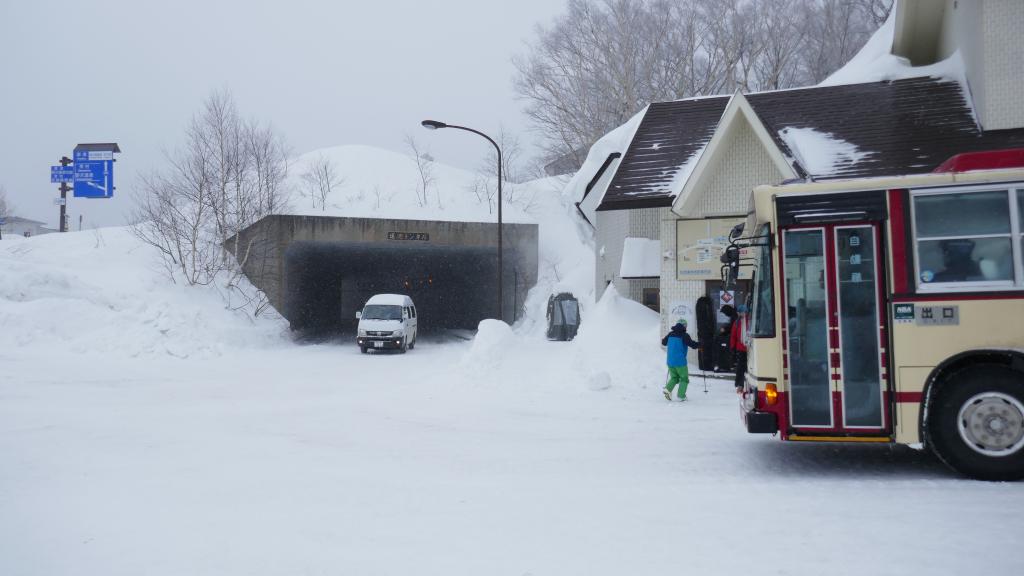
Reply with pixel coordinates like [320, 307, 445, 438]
[661, 319, 700, 401]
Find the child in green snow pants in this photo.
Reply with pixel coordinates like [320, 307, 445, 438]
[666, 365, 690, 398]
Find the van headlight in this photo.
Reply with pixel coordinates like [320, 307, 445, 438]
[393, 328, 405, 337]
[358, 329, 367, 337]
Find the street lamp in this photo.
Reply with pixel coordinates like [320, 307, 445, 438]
[421, 119, 504, 322]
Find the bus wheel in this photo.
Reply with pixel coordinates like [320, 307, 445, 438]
[929, 364, 1024, 481]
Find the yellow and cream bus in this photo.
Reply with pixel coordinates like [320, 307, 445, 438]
[733, 150, 1024, 480]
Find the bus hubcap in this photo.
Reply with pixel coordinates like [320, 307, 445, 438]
[957, 392, 1024, 457]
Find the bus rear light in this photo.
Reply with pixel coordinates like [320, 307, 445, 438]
[765, 383, 779, 406]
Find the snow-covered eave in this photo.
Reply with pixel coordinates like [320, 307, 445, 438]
[571, 107, 649, 226]
[671, 92, 798, 218]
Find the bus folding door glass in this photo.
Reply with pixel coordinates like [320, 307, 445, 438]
[784, 229, 831, 427]
[1018, 190, 1024, 269]
[751, 225, 774, 337]
[835, 227, 882, 427]
[914, 191, 1013, 285]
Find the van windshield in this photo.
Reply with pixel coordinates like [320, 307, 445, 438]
[362, 304, 402, 320]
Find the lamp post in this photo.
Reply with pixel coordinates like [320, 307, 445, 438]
[421, 119, 504, 322]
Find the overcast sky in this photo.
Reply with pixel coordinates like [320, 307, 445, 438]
[0, 0, 563, 229]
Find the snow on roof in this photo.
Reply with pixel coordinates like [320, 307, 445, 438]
[777, 127, 874, 177]
[566, 107, 648, 218]
[818, 9, 975, 126]
[619, 237, 661, 279]
[365, 294, 410, 306]
[288, 145, 533, 224]
[599, 97, 729, 211]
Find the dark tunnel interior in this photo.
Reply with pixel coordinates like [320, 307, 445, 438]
[284, 241, 506, 336]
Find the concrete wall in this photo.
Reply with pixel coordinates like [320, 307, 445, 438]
[234, 215, 539, 327]
[594, 206, 663, 303]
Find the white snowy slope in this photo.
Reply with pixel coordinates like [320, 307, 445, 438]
[289, 144, 533, 223]
[1, 149, 1022, 575]
[0, 228, 286, 359]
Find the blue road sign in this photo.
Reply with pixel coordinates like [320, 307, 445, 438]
[50, 166, 75, 183]
[73, 150, 115, 198]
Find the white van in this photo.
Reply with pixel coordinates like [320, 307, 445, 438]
[355, 294, 418, 353]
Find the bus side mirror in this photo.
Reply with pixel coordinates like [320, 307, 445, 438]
[720, 245, 740, 285]
[729, 223, 745, 241]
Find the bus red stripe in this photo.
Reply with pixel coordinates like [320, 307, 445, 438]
[888, 190, 909, 294]
[895, 392, 923, 403]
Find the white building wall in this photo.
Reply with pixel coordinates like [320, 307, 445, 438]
[981, 0, 1024, 130]
[937, 0, 1023, 131]
[660, 119, 785, 363]
[595, 206, 662, 303]
[696, 121, 784, 218]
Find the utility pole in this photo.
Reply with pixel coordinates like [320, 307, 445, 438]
[58, 155, 72, 232]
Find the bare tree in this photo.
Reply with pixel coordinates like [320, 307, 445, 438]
[300, 154, 340, 211]
[131, 90, 291, 315]
[405, 135, 438, 208]
[0, 184, 11, 220]
[514, 0, 892, 164]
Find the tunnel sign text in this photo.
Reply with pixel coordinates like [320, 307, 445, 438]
[387, 232, 430, 241]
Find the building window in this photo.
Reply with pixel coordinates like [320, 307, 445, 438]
[642, 288, 660, 312]
[913, 187, 1023, 289]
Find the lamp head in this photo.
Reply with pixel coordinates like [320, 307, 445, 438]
[421, 120, 447, 130]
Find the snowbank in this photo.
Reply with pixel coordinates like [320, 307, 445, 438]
[462, 286, 663, 393]
[0, 228, 286, 359]
[289, 144, 533, 224]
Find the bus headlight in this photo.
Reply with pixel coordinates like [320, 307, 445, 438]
[765, 383, 779, 406]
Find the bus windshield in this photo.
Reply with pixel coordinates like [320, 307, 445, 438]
[362, 305, 402, 320]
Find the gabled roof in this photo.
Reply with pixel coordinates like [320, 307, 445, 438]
[591, 77, 1024, 214]
[596, 96, 729, 211]
[747, 77, 1024, 180]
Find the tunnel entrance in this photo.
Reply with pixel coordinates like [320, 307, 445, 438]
[231, 215, 539, 337]
[285, 241, 503, 335]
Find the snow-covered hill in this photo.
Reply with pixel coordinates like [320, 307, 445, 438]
[0, 228, 286, 359]
[289, 144, 534, 223]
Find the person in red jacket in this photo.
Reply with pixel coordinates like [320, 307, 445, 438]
[729, 304, 749, 391]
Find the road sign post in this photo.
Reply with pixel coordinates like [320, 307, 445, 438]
[49, 144, 120, 233]
[57, 156, 72, 232]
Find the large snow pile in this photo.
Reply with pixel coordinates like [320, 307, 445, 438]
[289, 144, 533, 223]
[462, 286, 663, 393]
[778, 127, 874, 176]
[0, 228, 286, 359]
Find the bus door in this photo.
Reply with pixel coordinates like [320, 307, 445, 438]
[781, 223, 889, 435]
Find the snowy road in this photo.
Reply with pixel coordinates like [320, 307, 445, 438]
[2, 341, 1021, 576]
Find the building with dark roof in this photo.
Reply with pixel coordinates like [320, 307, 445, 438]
[574, 0, 1024, 339]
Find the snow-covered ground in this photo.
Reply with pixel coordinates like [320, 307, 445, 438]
[2, 174, 1022, 575]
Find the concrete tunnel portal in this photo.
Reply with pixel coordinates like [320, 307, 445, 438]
[233, 215, 539, 336]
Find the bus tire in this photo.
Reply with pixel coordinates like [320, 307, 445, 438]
[928, 363, 1024, 481]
